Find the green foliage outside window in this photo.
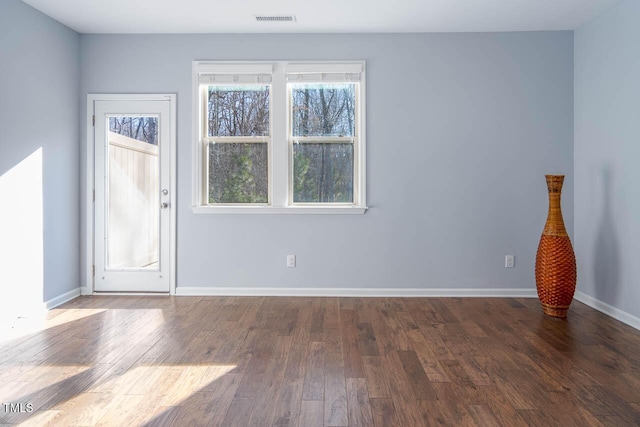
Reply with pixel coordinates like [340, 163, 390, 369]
[209, 143, 268, 204]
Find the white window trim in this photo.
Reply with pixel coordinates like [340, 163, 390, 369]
[192, 61, 367, 214]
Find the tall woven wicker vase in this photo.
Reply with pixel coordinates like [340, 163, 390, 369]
[535, 175, 577, 318]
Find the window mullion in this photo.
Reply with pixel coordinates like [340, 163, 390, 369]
[292, 137, 354, 144]
[271, 63, 288, 207]
[204, 137, 269, 144]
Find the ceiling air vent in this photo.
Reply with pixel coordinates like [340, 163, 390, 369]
[255, 15, 296, 22]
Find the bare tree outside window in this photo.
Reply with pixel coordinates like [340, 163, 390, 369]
[109, 117, 158, 145]
[208, 85, 270, 137]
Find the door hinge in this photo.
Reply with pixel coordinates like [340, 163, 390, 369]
[92, 265, 95, 277]
[92, 115, 95, 126]
[93, 190, 95, 202]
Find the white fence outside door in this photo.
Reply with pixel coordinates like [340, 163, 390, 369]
[107, 131, 159, 269]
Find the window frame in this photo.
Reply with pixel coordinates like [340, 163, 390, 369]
[201, 82, 272, 206]
[287, 80, 361, 207]
[192, 61, 367, 214]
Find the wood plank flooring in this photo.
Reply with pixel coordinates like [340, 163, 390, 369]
[1, 296, 639, 426]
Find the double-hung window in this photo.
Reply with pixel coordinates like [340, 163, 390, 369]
[199, 65, 272, 205]
[288, 66, 360, 205]
[193, 61, 366, 214]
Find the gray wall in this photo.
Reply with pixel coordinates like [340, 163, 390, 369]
[575, 0, 640, 317]
[80, 31, 573, 290]
[0, 0, 80, 302]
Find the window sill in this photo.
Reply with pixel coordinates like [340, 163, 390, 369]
[191, 205, 368, 215]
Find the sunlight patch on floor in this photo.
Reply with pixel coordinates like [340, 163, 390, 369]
[0, 309, 108, 345]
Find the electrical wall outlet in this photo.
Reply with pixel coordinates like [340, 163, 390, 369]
[287, 254, 296, 268]
[505, 255, 515, 268]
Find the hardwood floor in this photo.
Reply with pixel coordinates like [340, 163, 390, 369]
[1, 296, 639, 426]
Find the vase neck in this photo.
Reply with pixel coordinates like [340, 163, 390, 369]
[543, 175, 568, 237]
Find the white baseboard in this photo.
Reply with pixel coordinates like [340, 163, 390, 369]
[574, 291, 640, 331]
[175, 286, 537, 298]
[80, 286, 91, 296]
[91, 292, 169, 296]
[44, 288, 81, 310]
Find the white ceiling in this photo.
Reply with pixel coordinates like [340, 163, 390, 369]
[21, 0, 621, 34]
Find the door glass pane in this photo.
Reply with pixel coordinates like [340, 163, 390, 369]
[208, 142, 268, 203]
[106, 116, 160, 270]
[293, 142, 353, 203]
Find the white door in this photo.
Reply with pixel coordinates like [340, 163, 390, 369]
[93, 97, 174, 292]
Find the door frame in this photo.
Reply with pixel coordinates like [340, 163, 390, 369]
[84, 94, 177, 295]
